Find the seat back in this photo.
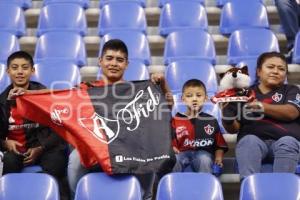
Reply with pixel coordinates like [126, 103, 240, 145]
[37, 3, 87, 36]
[99, 30, 151, 65]
[292, 31, 300, 64]
[98, 2, 147, 36]
[100, 0, 146, 8]
[43, 0, 90, 9]
[74, 173, 142, 200]
[0, 32, 20, 64]
[0, 63, 10, 93]
[34, 32, 87, 66]
[0, 3, 26, 37]
[240, 173, 300, 200]
[159, 0, 204, 8]
[227, 28, 279, 64]
[32, 60, 81, 89]
[164, 29, 216, 65]
[220, 2, 269, 34]
[0, 0, 32, 9]
[0, 173, 59, 200]
[166, 59, 218, 94]
[159, 1, 208, 36]
[156, 173, 224, 200]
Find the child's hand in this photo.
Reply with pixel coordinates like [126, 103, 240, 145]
[172, 146, 180, 154]
[214, 157, 223, 167]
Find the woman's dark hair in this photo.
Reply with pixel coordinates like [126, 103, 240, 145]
[254, 51, 287, 84]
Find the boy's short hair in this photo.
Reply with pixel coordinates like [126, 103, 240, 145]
[101, 39, 128, 59]
[182, 79, 207, 94]
[7, 51, 34, 68]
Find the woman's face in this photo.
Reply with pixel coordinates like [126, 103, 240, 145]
[257, 56, 287, 88]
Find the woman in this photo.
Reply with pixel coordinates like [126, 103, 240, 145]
[222, 51, 300, 179]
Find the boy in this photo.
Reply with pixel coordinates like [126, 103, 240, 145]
[172, 79, 228, 172]
[0, 51, 67, 178]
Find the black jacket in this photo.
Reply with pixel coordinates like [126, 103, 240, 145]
[0, 81, 65, 151]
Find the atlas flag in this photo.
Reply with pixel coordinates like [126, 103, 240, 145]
[16, 80, 175, 174]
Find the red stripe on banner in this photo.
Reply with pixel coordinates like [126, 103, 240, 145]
[16, 89, 113, 173]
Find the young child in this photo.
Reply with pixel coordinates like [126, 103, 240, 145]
[172, 79, 228, 173]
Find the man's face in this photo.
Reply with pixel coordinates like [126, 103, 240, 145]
[99, 50, 128, 84]
[7, 58, 34, 88]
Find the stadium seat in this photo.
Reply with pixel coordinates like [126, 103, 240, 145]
[156, 173, 224, 200]
[98, 60, 149, 81]
[32, 60, 81, 89]
[216, 0, 263, 7]
[0, 63, 10, 93]
[165, 59, 218, 94]
[99, 30, 151, 65]
[292, 31, 300, 64]
[220, 2, 269, 35]
[74, 173, 142, 200]
[0, 0, 32, 9]
[240, 173, 300, 200]
[159, 1, 208, 36]
[99, 0, 146, 8]
[164, 29, 216, 65]
[21, 165, 43, 173]
[34, 32, 87, 66]
[0, 173, 59, 200]
[43, 0, 90, 9]
[98, 2, 147, 36]
[37, 3, 87, 36]
[227, 28, 279, 64]
[159, 0, 205, 8]
[0, 32, 20, 64]
[0, 3, 26, 37]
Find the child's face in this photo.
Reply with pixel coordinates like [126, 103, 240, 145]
[7, 58, 34, 88]
[182, 86, 207, 113]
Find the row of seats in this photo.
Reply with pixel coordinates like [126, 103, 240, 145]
[0, 1, 270, 37]
[1, 172, 299, 200]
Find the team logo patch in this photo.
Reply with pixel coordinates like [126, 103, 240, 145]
[79, 113, 120, 144]
[204, 124, 214, 135]
[272, 92, 283, 102]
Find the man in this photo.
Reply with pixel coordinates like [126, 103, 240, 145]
[68, 39, 173, 199]
[0, 51, 67, 190]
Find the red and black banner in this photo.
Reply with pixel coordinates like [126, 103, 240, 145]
[16, 80, 175, 174]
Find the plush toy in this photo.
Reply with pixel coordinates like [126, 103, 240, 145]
[211, 66, 255, 104]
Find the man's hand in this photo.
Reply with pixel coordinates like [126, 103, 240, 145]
[23, 146, 43, 165]
[4, 139, 23, 154]
[7, 88, 26, 100]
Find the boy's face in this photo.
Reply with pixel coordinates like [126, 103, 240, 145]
[7, 58, 34, 88]
[182, 86, 207, 113]
[99, 49, 128, 84]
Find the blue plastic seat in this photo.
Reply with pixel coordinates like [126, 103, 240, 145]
[74, 173, 142, 200]
[220, 2, 269, 35]
[292, 31, 300, 64]
[159, 1, 208, 36]
[34, 32, 87, 66]
[99, 0, 146, 8]
[0, 3, 26, 37]
[240, 173, 300, 200]
[159, 0, 205, 8]
[166, 59, 218, 94]
[37, 3, 87, 36]
[0, 32, 20, 64]
[0, 173, 59, 200]
[164, 29, 216, 65]
[0, 63, 10, 93]
[43, 0, 90, 8]
[99, 30, 151, 65]
[227, 28, 279, 64]
[98, 2, 147, 36]
[32, 60, 81, 89]
[97, 60, 149, 81]
[216, 0, 263, 7]
[156, 173, 224, 200]
[0, 0, 32, 9]
[21, 165, 43, 173]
